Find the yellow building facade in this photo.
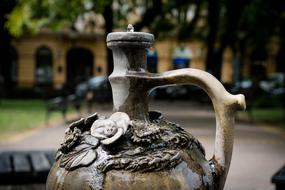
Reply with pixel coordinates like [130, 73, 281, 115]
[14, 32, 107, 88]
[13, 32, 246, 89]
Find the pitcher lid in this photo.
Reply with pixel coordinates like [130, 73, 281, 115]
[107, 24, 154, 48]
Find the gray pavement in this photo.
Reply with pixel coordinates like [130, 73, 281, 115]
[0, 101, 284, 190]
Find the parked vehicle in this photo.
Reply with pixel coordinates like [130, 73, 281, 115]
[228, 73, 284, 108]
[230, 73, 284, 94]
[152, 85, 210, 103]
[75, 76, 112, 102]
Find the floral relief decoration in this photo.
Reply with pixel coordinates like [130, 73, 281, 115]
[56, 112, 130, 171]
[56, 111, 202, 172]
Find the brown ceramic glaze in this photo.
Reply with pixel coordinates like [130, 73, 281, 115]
[46, 25, 245, 190]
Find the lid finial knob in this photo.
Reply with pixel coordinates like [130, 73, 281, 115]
[127, 24, 134, 32]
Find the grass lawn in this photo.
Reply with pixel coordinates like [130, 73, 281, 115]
[238, 108, 285, 128]
[0, 99, 62, 136]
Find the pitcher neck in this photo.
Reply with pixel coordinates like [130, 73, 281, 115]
[107, 30, 154, 121]
[109, 48, 150, 121]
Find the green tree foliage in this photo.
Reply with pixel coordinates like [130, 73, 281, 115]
[205, 0, 285, 79]
[6, 0, 285, 78]
[6, 0, 110, 37]
[6, 0, 203, 38]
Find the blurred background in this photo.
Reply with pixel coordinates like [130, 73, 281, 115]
[0, 0, 284, 189]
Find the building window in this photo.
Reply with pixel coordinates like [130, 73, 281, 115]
[10, 47, 18, 83]
[35, 46, 53, 85]
[66, 47, 94, 86]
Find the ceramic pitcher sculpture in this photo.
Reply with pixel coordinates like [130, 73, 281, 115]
[47, 25, 246, 190]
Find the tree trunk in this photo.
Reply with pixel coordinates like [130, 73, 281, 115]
[103, 3, 114, 75]
[0, 0, 16, 97]
[133, 0, 162, 31]
[178, 0, 202, 40]
[277, 19, 285, 117]
[205, 0, 221, 79]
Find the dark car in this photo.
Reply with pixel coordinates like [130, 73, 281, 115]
[75, 76, 112, 102]
[229, 73, 284, 108]
[152, 85, 210, 103]
[230, 73, 284, 94]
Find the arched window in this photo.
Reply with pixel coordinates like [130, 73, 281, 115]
[66, 47, 94, 86]
[10, 47, 18, 83]
[35, 46, 53, 85]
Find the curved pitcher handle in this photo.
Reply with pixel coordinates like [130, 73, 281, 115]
[146, 68, 246, 189]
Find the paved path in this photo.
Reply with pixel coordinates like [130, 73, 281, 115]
[1, 101, 284, 190]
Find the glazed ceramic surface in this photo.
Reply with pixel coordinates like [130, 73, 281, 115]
[46, 25, 245, 190]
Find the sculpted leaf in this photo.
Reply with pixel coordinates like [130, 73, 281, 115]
[60, 146, 97, 170]
[82, 134, 100, 147]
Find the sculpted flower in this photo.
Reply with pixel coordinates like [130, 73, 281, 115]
[90, 112, 130, 145]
